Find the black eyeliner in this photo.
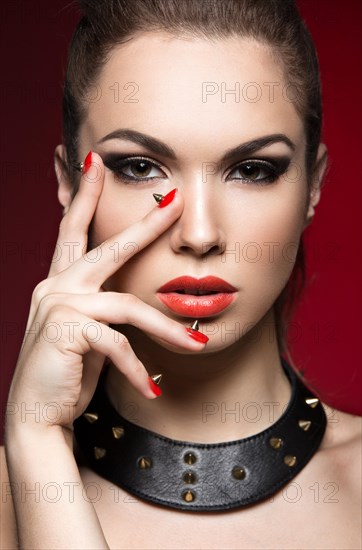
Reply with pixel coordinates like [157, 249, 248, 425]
[226, 155, 291, 185]
[101, 152, 292, 185]
[102, 153, 165, 183]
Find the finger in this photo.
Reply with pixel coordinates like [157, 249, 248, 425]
[90, 324, 158, 399]
[61, 187, 183, 291]
[47, 306, 162, 400]
[36, 291, 206, 351]
[48, 151, 105, 277]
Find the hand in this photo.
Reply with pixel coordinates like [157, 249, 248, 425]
[7, 152, 205, 432]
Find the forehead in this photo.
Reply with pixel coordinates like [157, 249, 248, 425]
[82, 32, 303, 149]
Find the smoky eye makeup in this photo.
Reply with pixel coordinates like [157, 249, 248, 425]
[102, 154, 166, 184]
[225, 155, 292, 185]
[101, 152, 292, 186]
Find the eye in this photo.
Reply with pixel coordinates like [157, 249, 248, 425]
[227, 159, 284, 185]
[103, 155, 166, 183]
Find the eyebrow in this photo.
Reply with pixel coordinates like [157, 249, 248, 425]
[97, 129, 296, 163]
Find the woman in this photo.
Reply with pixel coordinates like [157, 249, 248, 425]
[2, 0, 361, 548]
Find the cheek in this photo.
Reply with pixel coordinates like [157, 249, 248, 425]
[89, 179, 161, 294]
[229, 185, 307, 305]
[90, 179, 153, 245]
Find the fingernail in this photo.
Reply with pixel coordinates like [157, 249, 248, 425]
[153, 188, 177, 208]
[148, 375, 162, 397]
[83, 151, 93, 174]
[186, 320, 209, 344]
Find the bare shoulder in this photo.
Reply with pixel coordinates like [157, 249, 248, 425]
[0, 445, 18, 549]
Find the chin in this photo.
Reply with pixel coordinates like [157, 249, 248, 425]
[149, 332, 238, 355]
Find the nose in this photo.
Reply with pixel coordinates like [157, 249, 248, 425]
[169, 179, 226, 258]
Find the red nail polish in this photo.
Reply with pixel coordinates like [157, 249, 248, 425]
[158, 188, 177, 208]
[83, 151, 93, 174]
[186, 328, 209, 344]
[148, 376, 162, 397]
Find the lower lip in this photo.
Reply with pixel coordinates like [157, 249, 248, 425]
[156, 292, 236, 317]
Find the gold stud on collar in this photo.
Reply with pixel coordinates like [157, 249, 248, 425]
[83, 412, 98, 423]
[183, 472, 197, 484]
[94, 447, 106, 460]
[269, 437, 283, 449]
[232, 467, 246, 480]
[138, 457, 152, 469]
[298, 419, 312, 431]
[182, 490, 196, 502]
[112, 426, 125, 439]
[184, 452, 197, 465]
[305, 397, 319, 408]
[284, 455, 297, 467]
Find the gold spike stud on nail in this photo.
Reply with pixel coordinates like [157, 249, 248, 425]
[150, 374, 162, 385]
[153, 193, 164, 204]
[75, 161, 84, 173]
[191, 320, 199, 331]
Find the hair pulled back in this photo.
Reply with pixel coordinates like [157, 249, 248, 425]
[62, 0, 323, 358]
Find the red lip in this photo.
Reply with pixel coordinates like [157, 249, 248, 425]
[157, 276, 238, 294]
[156, 276, 238, 318]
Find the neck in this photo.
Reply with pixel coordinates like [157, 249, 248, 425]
[104, 309, 292, 443]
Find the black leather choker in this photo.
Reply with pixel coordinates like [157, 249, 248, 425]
[73, 359, 327, 512]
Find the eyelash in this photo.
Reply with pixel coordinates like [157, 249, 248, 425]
[102, 155, 289, 186]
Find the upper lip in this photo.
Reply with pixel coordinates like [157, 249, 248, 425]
[157, 276, 238, 294]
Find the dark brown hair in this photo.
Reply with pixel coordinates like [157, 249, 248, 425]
[62, 0, 323, 359]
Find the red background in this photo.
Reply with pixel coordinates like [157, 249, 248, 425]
[1, 0, 361, 444]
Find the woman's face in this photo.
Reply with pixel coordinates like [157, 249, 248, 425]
[76, 33, 316, 351]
